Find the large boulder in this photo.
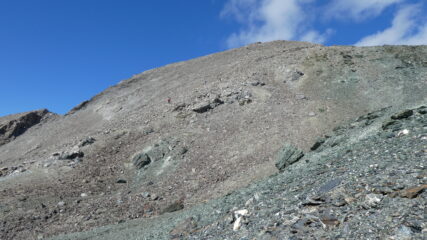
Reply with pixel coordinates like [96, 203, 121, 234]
[275, 143, 304, 171]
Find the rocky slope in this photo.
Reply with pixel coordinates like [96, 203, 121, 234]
[0, 41, 426, 239]
[51, 102, 427, 240]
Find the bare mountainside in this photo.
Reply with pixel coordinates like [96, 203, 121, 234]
[0, 41, 426, 239]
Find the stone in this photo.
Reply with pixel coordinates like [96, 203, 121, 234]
[391, 109, 413, 120]
[310, 137, 327, 151]
[251, 81, 265, 86]
[78, 137, 96, 147]
[417, 106, 427, 114]
[295, 94, 307, 100]
[161, 200, 184, 214]
[363, 194, 382, 208]
[397, 129, 410, 137]
[291, 70, 304, 81]
[396, 185, 427, 199]
[59, 150, 84, 160]
[275, 144, 304, 171]
[318, 178, 342, 193]
[192, 98, 224, 113]
[233, 216, 243, 231]
[116, 179, 127, 184]
[141, 192, 150, 198]
[132, 153, 151, 169]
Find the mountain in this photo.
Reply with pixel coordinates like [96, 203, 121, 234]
[0, 41, 426, 239]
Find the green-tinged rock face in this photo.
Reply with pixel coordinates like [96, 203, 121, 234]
[275, 143, 304, 171]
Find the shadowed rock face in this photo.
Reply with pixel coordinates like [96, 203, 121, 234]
[0, 109, 51, 146]
[0, 41, 426, 239]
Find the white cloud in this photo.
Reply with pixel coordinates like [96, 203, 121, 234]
[356, 4, 427, 46]
[221, 0, 327, 48]
[222, 0, 426, 48]
[326, 0, 404, 21]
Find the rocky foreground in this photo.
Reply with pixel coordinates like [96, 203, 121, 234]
[50, 103, 427, 240]
[0, 41, 426, 239]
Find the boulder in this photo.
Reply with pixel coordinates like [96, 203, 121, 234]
[275, 143, 304, 171]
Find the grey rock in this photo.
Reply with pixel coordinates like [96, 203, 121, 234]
[391, 109, 413, 120]
[78, 137, 96, 147]
[59, 150, 84, 160]
[132, 153, 151, 169]
[192, 98, 224, 113]
[275, 144, 304, 171]
[318, 178, 342, 194]
[291, 70, 304, 81]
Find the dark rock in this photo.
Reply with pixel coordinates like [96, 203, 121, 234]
[78, 137, 96, 147]
[116, 179, 127, 184]
[391, 109, 413, 120]
[132, 153, 151, 169]
[275, 144, 304, 171]
[417, 106, 427, 114]
[251, 81, 265, 86]
[59, 150, 84, 160]
[310, 137, 326, 151]
[0, 109, 50, 146]
[192, 98, 224, 113]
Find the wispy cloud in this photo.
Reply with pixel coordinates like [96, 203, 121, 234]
[221, 0, 328, 48]
[356, 4, 427, 46]
[222, 0, 426, 47]
[325, 0, 403, 21]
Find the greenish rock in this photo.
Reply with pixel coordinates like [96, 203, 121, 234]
[145, 141, 171, 162]
[391, 109, 413, 120]
[310, 137, 327, 151]
[132, 153, 151, 169]
[275, 143, 304, 171]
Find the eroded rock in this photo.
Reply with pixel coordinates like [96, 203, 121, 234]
[0, 109, 51, 146]
[275, 143, 304, 171]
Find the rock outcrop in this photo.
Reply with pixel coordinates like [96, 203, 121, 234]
[0, 109, 51, 146]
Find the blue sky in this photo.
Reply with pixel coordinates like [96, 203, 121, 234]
[0, 0, 426, 116]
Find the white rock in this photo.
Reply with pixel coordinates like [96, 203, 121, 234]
[81, 193, 88, 198]
[233, 216, 242, 231]
[234, 209, 249, 217]
[397, 129, 410, 137]
[365, 194, 382, 207]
